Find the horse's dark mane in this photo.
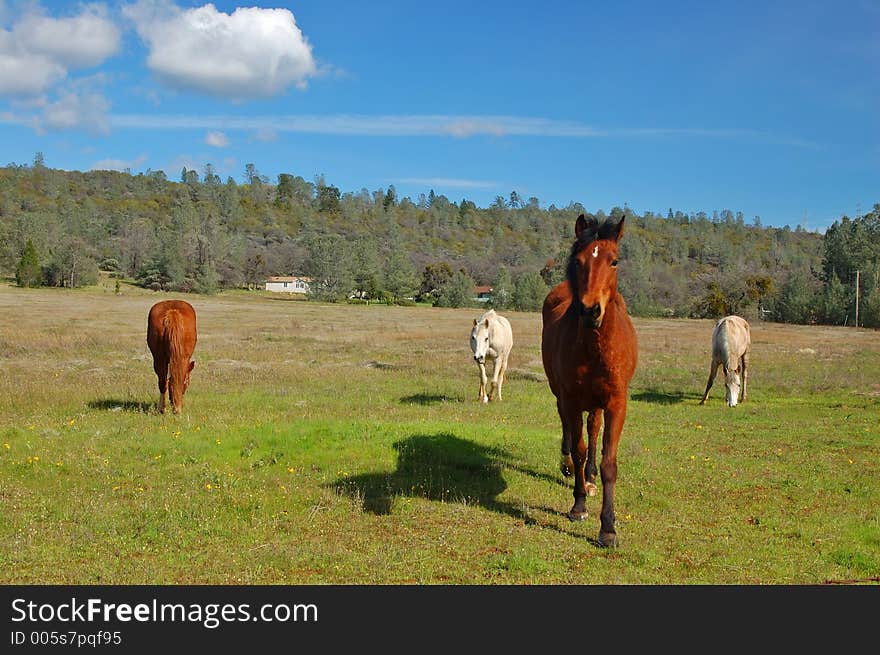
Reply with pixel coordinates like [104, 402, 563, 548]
[565, 215, 621, 307]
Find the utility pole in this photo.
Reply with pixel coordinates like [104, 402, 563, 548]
[855, 270, 860, 328]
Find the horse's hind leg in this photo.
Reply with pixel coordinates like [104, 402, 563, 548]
[699, 360, 720, 405]
[154, 359, 168, 414]
[585, 409, 602, 497]
[493, 354, 508, 401]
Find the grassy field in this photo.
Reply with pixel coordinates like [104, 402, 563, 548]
[1, 279, 878, 584]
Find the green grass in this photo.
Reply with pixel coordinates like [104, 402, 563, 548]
[1, 281, 878, 584]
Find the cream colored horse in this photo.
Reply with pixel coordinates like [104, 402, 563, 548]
[469, 309, 513, 403]
[700, 315, 751, 407]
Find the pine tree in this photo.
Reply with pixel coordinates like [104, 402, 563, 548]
[15, 239, 42, 287]
[491, 266, 513, 309]
[513, 271, 548, 312]
[435, 270, 475, 308]
[383, 250, 418, 302]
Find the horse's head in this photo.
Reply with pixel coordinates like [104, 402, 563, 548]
[169, 359, 195, 414]
[470, 317, 491, 364]
[723, 364, 741, 407]
[566, 213, 625, 329]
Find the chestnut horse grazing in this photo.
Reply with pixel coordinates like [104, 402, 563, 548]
[147, 300, 197, 414]
[541, 214, 638, 548]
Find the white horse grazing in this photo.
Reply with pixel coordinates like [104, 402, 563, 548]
[700, 315, 751, 407]
[469, 309, 513, 404]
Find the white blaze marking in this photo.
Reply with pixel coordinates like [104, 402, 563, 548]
[592, 245, 599, 258]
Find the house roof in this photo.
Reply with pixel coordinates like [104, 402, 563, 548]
[474, 285, 493, 294]
[267, 276, 312, 282]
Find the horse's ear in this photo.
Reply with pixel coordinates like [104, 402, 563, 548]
[614, 216, 625, 241]
[484, 319, 490, 328]
[575, 213, 598, 240]
[473, 319, 478, 327]
[575, 214, 587, 239]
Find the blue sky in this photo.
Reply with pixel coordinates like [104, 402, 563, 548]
[0, 0, 877, 231]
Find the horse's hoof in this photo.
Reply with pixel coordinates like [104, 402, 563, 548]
[560, 455, 574, 477]
[585, 482, 598, 497]
[598, 531, 619, 548]
[567, 510, 588, 522]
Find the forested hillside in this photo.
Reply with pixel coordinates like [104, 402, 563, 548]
[1, 160, 878, 326]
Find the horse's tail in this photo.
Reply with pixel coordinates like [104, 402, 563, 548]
[162, 309, 185, 365]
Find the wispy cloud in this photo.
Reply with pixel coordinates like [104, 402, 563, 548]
[105, 113, 820, 147]
[395, 177, 501, 189]
[204, 130, 229, 147]
[91, 153, 148, 172]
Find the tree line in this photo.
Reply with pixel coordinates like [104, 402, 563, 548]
[2, 156, 878, 327]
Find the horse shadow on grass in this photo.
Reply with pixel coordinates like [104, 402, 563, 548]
[87, 398, 154, 413]
[399, 393, 463, 405]
[631, 389, 695, 405]
[332, 433, 598, 543]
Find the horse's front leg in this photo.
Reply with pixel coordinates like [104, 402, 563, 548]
[477, 361, 488, 403]
[741, 352, 749, 402]
[597, 399, 627, 547]
[699, 360, 720, 405]
[557, 398, 574, 477]
[585, 409, 602, 497]
[561, 398, 588, 521]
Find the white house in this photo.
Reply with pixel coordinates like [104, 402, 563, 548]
[265, 276, 312, 294]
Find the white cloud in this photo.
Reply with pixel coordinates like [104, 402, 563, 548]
[204, 130, 229, 147]
[251, 127, 278, 143]
[91, 153, 148, 172]
[0, 52, 66, 96]
[0, 4, 120, 97]
[106, 113, 819, 148]
[15, 6, 121, 68]
[35, 80, 112, 134]
[123, 1, 318, 98]
[396, 177, 501, 189]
